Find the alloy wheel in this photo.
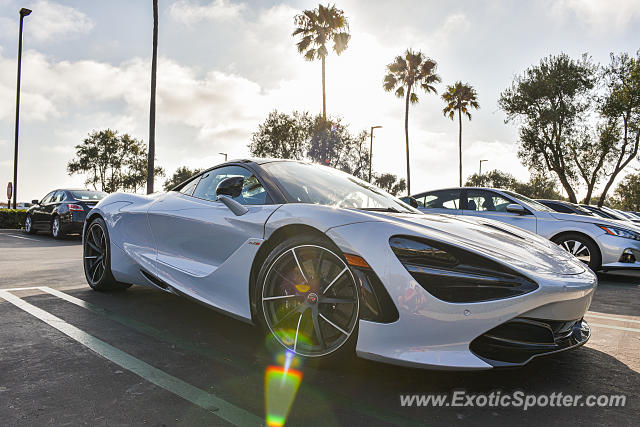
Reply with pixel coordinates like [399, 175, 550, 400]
[25, 216, 31, 232]
[84, 223, 107, 285]
[52, 218, 60, 237]
[559, 239, 591, 264]
[262, 245, 359, 358]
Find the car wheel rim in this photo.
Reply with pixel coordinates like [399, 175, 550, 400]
[25, 216, 31, 232]
[559, 240, 591, 264]
[262, 244, 359, 358]
[52, 218, 60, 236]
[84, 223, 107, 285]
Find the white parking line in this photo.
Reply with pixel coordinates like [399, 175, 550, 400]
[0, 290, 263, 426]
[7, 234, 39, 241]
[586, 313, 640, 325]
[588, 322, 640, 334]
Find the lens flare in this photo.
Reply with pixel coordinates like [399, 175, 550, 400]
[265, 364, 303, 427]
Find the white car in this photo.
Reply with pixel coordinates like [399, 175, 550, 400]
[409, 187, 640, 272]
[83, 162, 596, 370]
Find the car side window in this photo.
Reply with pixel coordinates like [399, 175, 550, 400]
[179, 176, 201, 195]
[53, 191, 65, 203]
[422, 190, 461, 209]
[466, 190, 512, 212]
[192, 166, 267, 205]
[41, 191, 55, 204]
[550, 203, 573, 214]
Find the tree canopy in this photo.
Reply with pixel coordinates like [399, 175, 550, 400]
[67, 129, 164, 193]
[164, 166, 203, 191]
[465, 169, 562, 200]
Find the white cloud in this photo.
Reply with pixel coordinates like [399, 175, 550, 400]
[170, 0, 246, 24]
[25, 0, 94, 42]
[550, 0, 640, 33]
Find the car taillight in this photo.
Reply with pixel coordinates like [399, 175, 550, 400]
[68, 204, 84, 212]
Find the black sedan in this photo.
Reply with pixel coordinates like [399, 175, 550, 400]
[24, 189, 108, 238]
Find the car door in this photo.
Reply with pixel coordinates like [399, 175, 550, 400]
[415, 189, 463, 215]
[147, 165, 281, 315]
[42, 191, 65, 228]
[32, 191, 55, 228]
[462, 189, 538, 233]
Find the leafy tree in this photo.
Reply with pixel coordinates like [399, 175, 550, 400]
[293, 4, 350, 121]
[609, 173, 640, 211]
[596, 51, 640, 206]
[249, 111, 313, 160]
[249, 110, 370, 180]
[499, 54, 596, 203]
[465, 169, 562, 199]
[442, 82, 480, 186]
[373, 173, 406, 196]
[383, 49, 441, 195]
[68, 129, 164, 193]
[164, 166, 203, 191]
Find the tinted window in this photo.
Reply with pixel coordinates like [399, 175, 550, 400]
[546, 202, 573, 214]
[192, 166, 267, 205]
[69, 190, 108, 200]
[41, 191, 55, 204]
[419, 190, 461, 210]
[53, 191, 66, 203]
[179, 176, 200, 195]
[466, 190, 512, 212]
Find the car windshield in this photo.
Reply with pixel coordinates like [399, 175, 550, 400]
[502, 190, 555, 212]
[69, 190, 108, 201]
[599, 206, 629, 221]
[262, 161, 418, 213]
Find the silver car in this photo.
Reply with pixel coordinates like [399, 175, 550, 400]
[83, 162, 596, 370]
[410, 187, 640, 271]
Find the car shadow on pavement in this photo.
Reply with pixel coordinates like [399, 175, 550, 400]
[60, 285, 638, 426]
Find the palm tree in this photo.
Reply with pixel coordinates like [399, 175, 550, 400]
[383, 50, 440, 195]
[293, 4, 350, 121]
[442, 82, 479, 186]
[147, 0, 158, 194]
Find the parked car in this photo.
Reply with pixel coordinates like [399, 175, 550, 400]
[537, 199, 595, 216]
[82, 160, 595, 369]
[25, 189, 108, 238]
[409, 187, 640, 271]
[580, 205, 639, 224]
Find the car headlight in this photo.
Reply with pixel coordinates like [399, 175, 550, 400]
[390, 236, 538, 303]
[598, 224, 640, 241]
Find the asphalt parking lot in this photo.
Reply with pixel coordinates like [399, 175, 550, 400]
[1, 230, 638, 426]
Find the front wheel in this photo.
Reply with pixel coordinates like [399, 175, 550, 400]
[83, 217, 131, 291]
[51, 216, 66, 239]
[553, 233, 601, 271]
[256, 235, 360, 360]
[24, 214, 36, 234]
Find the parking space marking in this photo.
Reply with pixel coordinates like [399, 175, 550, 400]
[589, 322, 640, 334]
[0, 290, 263, 427]
[586, 313, 640, 324]
[7, 234, 39, 241]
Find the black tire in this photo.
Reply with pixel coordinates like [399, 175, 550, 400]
[24, 214, 36, 234]
[51, 216, 66, 240]
[83, 217, 131, 291]
[254, 234, 359, 362]
[552, 233, 601, 271]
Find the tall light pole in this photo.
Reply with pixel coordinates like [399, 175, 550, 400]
[479, 159, 488, 176]
[368, 125, 382, 182]
[146, 0, 158, 194]
[12, 8, 31, 209]
[219, 152, 228, 162]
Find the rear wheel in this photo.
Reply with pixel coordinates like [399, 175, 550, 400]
[84, 217, 130, 291]
[553, 233, 601, 271]
[256, 235, 359, 360]
[24, 214, 36, 234]
[51, 216, 66, 239]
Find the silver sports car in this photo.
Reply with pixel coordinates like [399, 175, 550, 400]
[83, 160, 596, 369]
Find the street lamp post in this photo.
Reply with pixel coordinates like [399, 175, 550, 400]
[219, 152, 228, 162]
[12, 7, 31, 209]
[368, 125, 382, 182]
[479, 159, 488, 178]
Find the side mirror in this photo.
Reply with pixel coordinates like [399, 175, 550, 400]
[216, 176, 244, 198]
[217, 195, 248, 216]
[506, 203, 525, 215]
[31, 199, 39, 205]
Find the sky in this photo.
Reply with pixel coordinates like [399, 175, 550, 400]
[0, 0, 639, 202]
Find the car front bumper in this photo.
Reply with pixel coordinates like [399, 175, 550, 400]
[598, 234, 640, 270]
[327, 221, 597, 370]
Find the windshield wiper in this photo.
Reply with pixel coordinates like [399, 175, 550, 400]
[359, 207, 402, 213]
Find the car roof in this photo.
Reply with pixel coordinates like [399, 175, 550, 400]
[411, 187, 506, 196]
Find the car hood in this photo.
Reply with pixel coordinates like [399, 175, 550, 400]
[362, 211, 586, 276]
[547, 211, 640, 232]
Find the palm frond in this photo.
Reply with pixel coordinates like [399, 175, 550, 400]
[304, 48, 316, 61]
[410, 92, 419, 104]
[394, 86, 405, 98]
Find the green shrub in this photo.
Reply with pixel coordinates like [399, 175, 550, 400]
[0, 209, 27, 229]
